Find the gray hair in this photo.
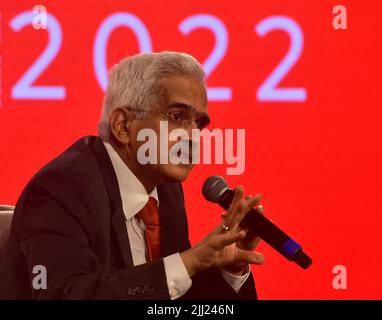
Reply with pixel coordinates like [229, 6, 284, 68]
[98, 51, 206, 141]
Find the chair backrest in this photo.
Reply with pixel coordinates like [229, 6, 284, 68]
[0, 205, 15, 251]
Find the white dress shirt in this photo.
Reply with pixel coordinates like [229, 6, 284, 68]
[104, 142, 249, 299]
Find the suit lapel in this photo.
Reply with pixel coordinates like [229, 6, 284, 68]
[91, 136, 184, 265]
[91, 137, 134, 269]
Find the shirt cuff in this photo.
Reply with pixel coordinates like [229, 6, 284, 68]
[163, 253, 192, 300]
[220, 265, 251, 293]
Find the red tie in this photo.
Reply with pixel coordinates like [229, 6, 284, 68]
[136, 197, 161, 261]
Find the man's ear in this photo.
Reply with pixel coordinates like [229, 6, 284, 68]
[109, 108, 134, 145]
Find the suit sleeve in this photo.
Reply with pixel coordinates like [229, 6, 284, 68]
[18, 169, 170, 299]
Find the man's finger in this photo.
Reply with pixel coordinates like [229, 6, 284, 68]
[218, 230, 246, 248]
[226, 186, 244, 214]
[228, 194, 262, 231]
[255, 205, 265, 215]
[244, 194, 262, 215]
[236, 249, 265, 265]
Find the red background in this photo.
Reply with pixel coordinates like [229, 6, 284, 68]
[1, 1, 381, 299]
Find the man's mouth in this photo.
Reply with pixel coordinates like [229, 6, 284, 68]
[173, 140, 193, 164]
[176, 148, 192, 162]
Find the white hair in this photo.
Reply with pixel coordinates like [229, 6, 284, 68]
[98, 51, 206, 141]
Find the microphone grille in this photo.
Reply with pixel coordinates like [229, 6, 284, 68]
[202, 176, 229, 203]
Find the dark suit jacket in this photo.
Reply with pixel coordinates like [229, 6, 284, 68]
[0, 136, 257, 299]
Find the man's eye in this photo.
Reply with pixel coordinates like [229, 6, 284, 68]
[170, 112, 184, 122]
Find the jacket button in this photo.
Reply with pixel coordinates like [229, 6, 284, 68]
[127, 288, 136, 296]
[143, 284, 154, 293]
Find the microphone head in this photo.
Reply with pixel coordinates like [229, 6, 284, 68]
[202, 176, 230, 203]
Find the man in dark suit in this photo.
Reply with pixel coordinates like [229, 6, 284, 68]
[0, 52, 264, 299]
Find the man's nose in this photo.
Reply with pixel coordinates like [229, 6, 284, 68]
[185, 120, 198, 134]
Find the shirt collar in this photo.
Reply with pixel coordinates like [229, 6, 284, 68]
[103, 141, 159, 220]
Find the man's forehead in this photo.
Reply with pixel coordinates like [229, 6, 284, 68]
[160, 76, 208, 111]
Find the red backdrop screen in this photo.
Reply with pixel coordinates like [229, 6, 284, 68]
[1, 1, 381, 299]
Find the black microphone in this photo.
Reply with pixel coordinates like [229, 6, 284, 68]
[202, 176, 312, 269]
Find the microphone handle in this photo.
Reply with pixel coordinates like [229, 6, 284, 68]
[219, 189, 312, 269]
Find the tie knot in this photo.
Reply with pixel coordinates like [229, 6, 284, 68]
[136, 197, 159, 226]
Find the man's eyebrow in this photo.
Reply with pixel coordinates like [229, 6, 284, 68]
[167, 102, 209, 119]
[167, 102, 193, 111]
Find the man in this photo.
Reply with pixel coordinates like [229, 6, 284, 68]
[0, 52, 264, 299]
